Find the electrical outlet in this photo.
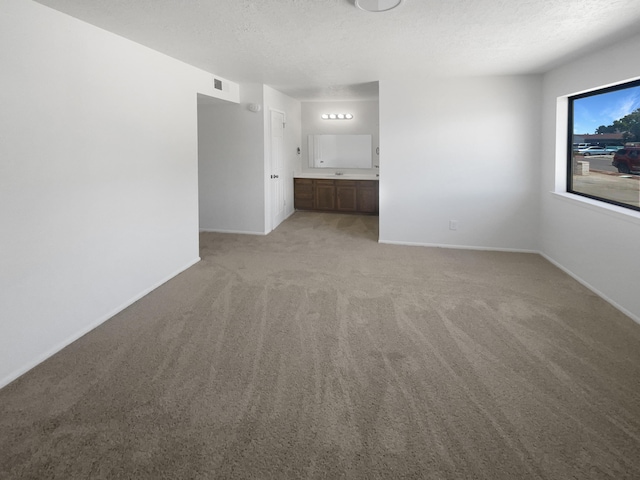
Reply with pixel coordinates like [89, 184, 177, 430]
[449, 220, 458, 231]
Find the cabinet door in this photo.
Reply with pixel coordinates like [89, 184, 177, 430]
[356, 181, 378, 214]
[336, 184, 357, 211]
[294, 179, 314, 210]
[315, 181, 335, 210]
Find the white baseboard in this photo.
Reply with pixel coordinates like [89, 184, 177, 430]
[378, 239, 640, 325]
[378, 239, 538, 254]
[199, 228, 267, 235]
[539, 253, 640, 326]
[0, 257, 201, 390]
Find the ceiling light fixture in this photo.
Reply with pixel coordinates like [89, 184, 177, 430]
[355, 0, 404, 13]
[322, 113, 354, 120]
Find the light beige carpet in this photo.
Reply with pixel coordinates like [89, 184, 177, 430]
[2, 212, 640, 479]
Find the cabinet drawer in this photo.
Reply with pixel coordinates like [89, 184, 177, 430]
[356, 180, 378, 189]
[295, 184, 313, 194]
[335, 179, 356, 186]
[294, 178, 313, 184]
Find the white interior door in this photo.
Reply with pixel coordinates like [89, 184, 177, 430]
[270, 109, 286, 230]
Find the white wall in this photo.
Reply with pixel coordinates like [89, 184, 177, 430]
[198, 84, 266, 234]
[379, 75, 542, 251]
[263, 86, 302, 230]
[0, 0, 238, 388]
[197, 85, 300, 235]
[541, 33, 640, 322]
[301, 100, 379, 176]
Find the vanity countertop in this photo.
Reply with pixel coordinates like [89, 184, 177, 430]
[294, 173, 379, 181]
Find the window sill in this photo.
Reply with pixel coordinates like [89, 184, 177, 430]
[551, 191, 640, 225]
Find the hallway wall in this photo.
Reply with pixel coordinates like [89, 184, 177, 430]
[0, 0, 237, 387]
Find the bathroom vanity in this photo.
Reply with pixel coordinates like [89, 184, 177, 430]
[294, 176, 379, 215]
[296, 132, 379, 214]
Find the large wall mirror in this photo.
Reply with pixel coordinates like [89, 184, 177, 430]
[308, 134, 372, 169]
[300, 91, 379, 173]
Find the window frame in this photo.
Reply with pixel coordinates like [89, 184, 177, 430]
[566, 78, 640, 213]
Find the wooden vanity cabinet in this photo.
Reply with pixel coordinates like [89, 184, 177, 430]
[294, 178, 378, 215]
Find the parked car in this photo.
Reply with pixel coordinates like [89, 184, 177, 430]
[573, 143, 591, 151]
[578, 146, 610, 156]
[612, 146, 640, 174]
[605, 145, 623, 153]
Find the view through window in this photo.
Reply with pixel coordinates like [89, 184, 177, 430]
[568, 79, 640, 212]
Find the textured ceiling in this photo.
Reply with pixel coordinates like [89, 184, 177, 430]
[34, 0, 640, 100]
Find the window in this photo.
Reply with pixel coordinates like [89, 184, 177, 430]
[567, 79, 640, 212]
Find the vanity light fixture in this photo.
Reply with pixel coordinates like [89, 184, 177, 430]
[355, 0, 404, 13]
[322, 113, 354, 120]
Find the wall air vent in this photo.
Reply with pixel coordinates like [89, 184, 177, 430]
[214, 79, 222, 90]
